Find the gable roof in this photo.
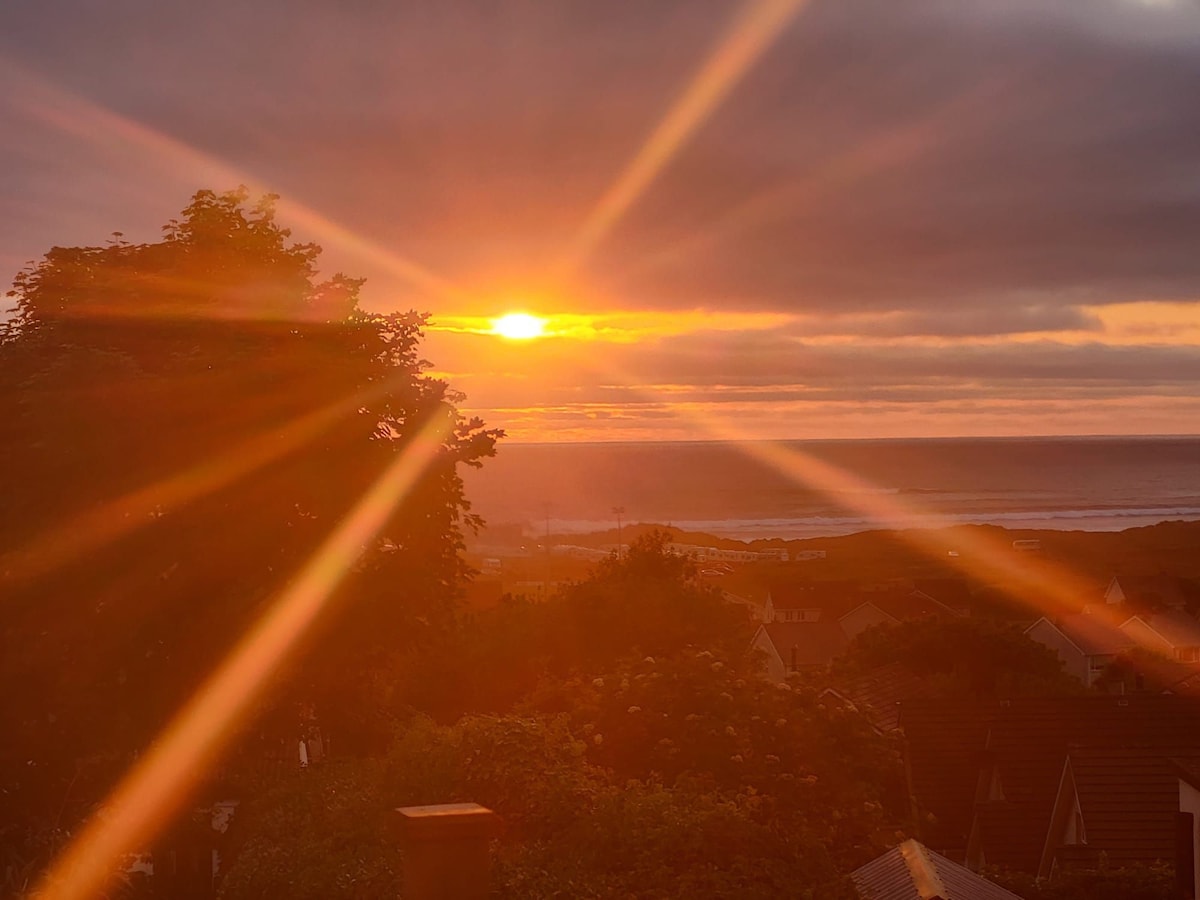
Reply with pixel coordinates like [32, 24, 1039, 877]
[757, 621, 848, 668]
[913, 578, 973, 615]
[1059, 745, 1195, 869]
[850, 589, 960, 622]
[970, 696, 1200, 873]
[828, 663, 933, 733]
[1122, 609, 1200, 649]
[899, 699, 999, 856]
[1170, 757, 1200, 790]
[851, 839, 1024, 900]
[1027, 614, 1133, 657]
[1100, 650, 1200, 696]
[766, 579, 859, 612]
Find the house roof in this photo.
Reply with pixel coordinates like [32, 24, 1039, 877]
[1101, 650, 1200, 696]
[1123, 609, 1200, 648]
[1033, 614, 1134, 657]
[899, 699, 999, 856]
[1110, 574, 1191, 610]
[1062, 745, 1196, 869]
[850, 589, 959, 622]
[971, 696, 1200, 873]
[1170, 757, 1200, 790]
[767, 579, 859, 612]
[851, 839, 1024, 900]
[758, 621, 849, 668]
[913, 578, 974, 615]
[829, 663, 933, 733]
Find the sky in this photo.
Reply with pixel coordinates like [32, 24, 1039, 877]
[2, 0, 1199, 442]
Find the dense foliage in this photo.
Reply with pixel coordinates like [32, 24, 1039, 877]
[985, 863, 1177, 900]
[0, 189, 499, 894]
[4, 193, 1184, 898]
[216, 535, 899, 898]
[836, 616, 1083, 698]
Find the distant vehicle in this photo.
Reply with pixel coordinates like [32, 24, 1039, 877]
[1012, 539, 1042, 552]
[947, 550, 960, 558]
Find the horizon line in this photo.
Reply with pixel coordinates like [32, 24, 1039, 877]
[497, 432, 1200, 448]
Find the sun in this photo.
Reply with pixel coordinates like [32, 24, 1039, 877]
[491, 312, 547, 340]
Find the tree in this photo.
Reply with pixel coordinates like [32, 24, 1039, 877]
[216, 534, 900, 897]
[835, 617, 1082, 698]
[0, 188, 499, 856]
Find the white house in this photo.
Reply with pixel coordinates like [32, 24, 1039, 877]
[1120, 610, 1200, 663]
[751, 621, 848, 680]
[1025, 614, 1135, 687]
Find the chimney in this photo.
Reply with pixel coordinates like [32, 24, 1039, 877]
[395, 803, 499, 900]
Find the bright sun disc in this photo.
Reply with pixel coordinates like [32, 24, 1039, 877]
[491, 312, 547, 340]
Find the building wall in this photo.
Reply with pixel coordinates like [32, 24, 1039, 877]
[1026, 619, 1089, 685]
[751, 627, 786, 683]
[1104, 578, 1127, 606]
[1181, 778, 1200, 899]
[1120, 617, 1177, 658]
[839, 603, 896, 642]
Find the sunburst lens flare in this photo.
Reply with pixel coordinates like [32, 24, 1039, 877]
[492, 312, 548, 340]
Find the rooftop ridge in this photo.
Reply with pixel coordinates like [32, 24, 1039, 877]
[900, 839, 948, 900]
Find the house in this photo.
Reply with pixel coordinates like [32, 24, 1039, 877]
[751, 621, 848, 680]
[823, 662, 932, 733]
[1098, 574, 1192, 613]
[913, 578, 974, 616]
[762, 580, 857, 623]
[898, 699, 1000, 859]
[964, 696, 1200, 874]
[754, 588, 960, 680]
[1039, 746, 1195, 877]
[1120, 609, 1200, 663]
[1173, 758, 1200, 900]
[1023, 614, 1134, 687]
[850, 839, 1024, 900]
[838, 589, 962, 643]
[1096, 649, 1200, 696]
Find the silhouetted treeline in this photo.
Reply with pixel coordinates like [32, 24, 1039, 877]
[0, 189, 498, 895]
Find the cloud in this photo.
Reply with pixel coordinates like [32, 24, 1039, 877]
[4, 0, 1200, 319]
[3, 0, 1199, 439]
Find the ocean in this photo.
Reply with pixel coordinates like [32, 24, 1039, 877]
[461, 436, 1200, 541]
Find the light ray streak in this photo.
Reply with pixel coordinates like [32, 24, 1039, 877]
[564, 358, 1120, 633]
[561, 0, 810, 272]
[614, 78, 1010, 283]
[1, 376, 406, 585]
[34, 414, 451, 900]
[3, 58, 463, 304]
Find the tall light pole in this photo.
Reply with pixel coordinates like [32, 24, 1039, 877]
[543, 502, 552, 598]
[612, 506, 625, 559]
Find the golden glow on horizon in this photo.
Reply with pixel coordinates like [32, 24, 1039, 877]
[431, 309, 794, 342]
[491, 312, 548, 340]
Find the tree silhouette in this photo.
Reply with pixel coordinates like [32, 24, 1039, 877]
[0, 188, 500, 854]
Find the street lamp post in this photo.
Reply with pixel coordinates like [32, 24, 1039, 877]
[612, 506, 625, 559]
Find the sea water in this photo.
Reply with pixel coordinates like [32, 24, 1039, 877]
[461, 436, 1200, 540]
